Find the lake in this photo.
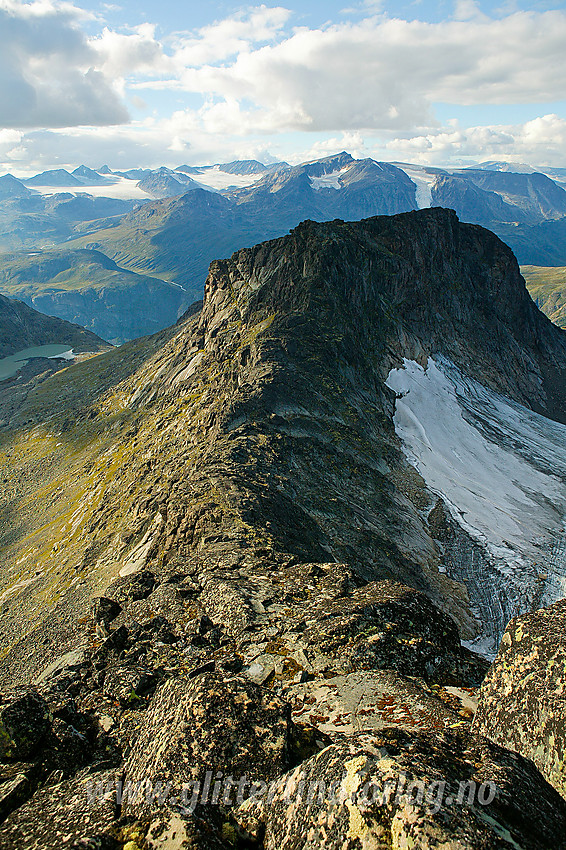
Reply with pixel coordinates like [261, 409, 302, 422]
[0, 345, 74, 382]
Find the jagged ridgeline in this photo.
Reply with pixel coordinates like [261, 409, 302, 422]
[1, 208, 566, 848]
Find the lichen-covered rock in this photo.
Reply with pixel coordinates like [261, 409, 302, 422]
[91, 598, 122, 631]
[123, 672, 296, 818]
[473, 599, 566, 799]
[0, 767, 120, 849]
[0, 691, 51, 760]
[107, 571, 156, 605]
[284, 670, 460, 738]
[233, 728, 566, 850]
[237, 573, 487, 688]
[297, 580, 487, 685]
[102, 664, 157, 707]
[199, 579, 255, 636]
[139, 809, 231, 849]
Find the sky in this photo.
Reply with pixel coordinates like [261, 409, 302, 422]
[1, 0, 566, 175]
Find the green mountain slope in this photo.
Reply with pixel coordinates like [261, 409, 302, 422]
[0, 249, 185, 344]
[0, 292, 108, 358]
[522, 265, 566, 329]
[1, 211, 565, 847]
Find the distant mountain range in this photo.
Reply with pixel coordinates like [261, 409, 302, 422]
[0, 249, 184, 344]
[2, 152, 566, 341]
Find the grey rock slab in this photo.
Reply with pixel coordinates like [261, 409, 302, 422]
[35, 649, 86, 685]
[473, 598, 566, 799]
[143, 809, 231, 849]
[0, 768, 120, 850]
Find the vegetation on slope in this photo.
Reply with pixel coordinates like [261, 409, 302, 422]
[0, 249, 185, 343]
[522, 265, 566, 329]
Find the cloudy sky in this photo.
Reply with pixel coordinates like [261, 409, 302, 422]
[1, 0, 565, 174]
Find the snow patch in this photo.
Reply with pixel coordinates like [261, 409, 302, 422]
[189, 165, 265, 191]
[29, 176, 154, 200]
[48, 348, 74, 361]
[386, 358, 566, 635]
[309, 165, 352, 191]
[396, 165, 438, 208]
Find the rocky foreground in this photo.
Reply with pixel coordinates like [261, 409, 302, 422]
[1, 209, 566, 848]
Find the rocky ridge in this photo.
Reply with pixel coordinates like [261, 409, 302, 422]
[1, 209, 566, 847]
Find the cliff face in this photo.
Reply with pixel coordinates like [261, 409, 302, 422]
[200, 208, 565, 419]
[1, 209, 565, 847]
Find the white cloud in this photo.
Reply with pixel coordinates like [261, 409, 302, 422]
[129, 8, 566, 137]
[1, 2, 566, 169]
[0, 0, 128, 129]
[89, 23, 173, 78]
[291, 132, 368, 164]
[4, 110, 566, 177]
[382, 115, 566, 166]
[171, 6, 292, 66]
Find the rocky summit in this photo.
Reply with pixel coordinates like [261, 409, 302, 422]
[1, 207, 566, 848]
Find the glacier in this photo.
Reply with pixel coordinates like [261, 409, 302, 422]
[386, 357, 566, 655]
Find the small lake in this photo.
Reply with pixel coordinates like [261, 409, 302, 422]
[0, 345, 74, 381]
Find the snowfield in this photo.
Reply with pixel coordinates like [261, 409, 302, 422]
[29, 176, 154, 200]
[386, 358, 566, 652]
[309, 165, 352, 190]
[190, 165, 266, 190]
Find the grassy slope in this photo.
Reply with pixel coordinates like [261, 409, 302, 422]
[0, 249, 186, 344]
[522, 265, 566, 329]
[0, 249, 174, 296]
[0, 324, 182, 675]
[65, 211, 255, 302]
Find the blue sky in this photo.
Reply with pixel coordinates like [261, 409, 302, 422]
[1, 0, 565, 173]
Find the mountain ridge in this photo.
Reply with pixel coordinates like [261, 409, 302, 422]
[0, 292, 109, 359]
[1, 208, 566, 846]
[2, 208, 564, 680]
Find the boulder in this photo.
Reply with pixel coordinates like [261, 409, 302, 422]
[123, 672, 296, 818]
[0, 767, 120, 849]
[233, 728, 566, 849]
[0, 691, 51, 760]
[284, 670, 460, 738]
[473, 599, 566, 799]
[91, 598, 122, 631]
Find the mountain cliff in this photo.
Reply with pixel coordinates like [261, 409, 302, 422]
[5, 154, 566, 343]
[1, 209, 565, 847]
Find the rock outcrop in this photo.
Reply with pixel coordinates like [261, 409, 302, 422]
[233, 728, 566, 850]
[473, 598, 566, 800]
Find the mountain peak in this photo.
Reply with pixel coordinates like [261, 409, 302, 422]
[202, 207, 566, 421]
